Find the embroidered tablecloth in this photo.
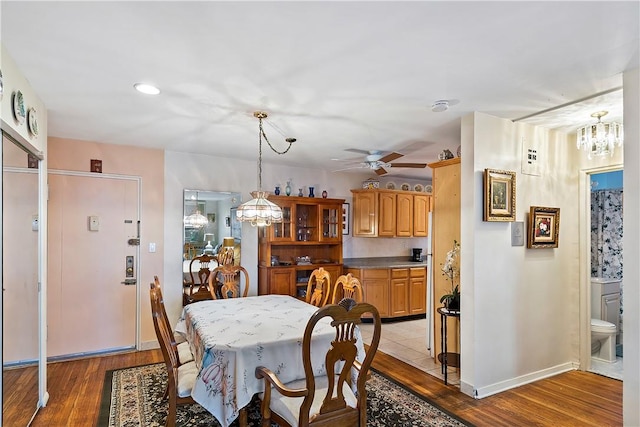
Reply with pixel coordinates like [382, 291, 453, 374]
[176, 295, 345, 427]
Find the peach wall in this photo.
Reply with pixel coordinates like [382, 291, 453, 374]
[47, 137, 164, 346]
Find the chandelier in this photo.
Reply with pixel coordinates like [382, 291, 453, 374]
[184, 191, 208, 228]
[576, 111, 623, 158]
[236, 111, 296, 227]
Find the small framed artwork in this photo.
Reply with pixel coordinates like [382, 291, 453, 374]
[342, 203, 350, 235]
[527, 206, 560, 248]
[483, 168, 516, 222]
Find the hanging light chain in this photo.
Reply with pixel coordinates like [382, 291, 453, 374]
[255, 111, 295, 191]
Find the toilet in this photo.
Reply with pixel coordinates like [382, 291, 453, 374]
[591, 318, 617, 362]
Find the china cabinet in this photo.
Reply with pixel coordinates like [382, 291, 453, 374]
[258, 195, 344, 299]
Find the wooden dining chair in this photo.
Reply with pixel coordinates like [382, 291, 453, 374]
[208, 264, 250, 299]
[255, 299, 382, 427]
[149, 282, 199, 427]
[153, 276, 193, 365]
[185, 254, 218, 304]
[216, 246, 235, 266]
[331, 273, 364, 304]
[306, 267, 332, 307]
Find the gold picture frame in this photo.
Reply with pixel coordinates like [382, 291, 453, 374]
[527, 206, 560, 248]
[483, 169, 516, 221]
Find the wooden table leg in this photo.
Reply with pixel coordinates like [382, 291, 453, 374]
[239, 407, 248, 427]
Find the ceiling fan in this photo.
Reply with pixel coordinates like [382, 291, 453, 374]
[333, 149, 427, 176]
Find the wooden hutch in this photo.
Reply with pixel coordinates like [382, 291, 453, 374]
[258, 195, 344, 299]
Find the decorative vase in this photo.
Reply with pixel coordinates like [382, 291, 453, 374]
[285, 181, 292, 196]
[308, 187, 315, 197]
[322, 190, 328, 198]
[298, 188, 304, 197]
[274, 186, 280, 196]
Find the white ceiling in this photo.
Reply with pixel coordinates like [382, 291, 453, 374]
[1, 1, 638, 179]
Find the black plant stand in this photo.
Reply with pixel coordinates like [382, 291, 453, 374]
[437, 307, 460, 385]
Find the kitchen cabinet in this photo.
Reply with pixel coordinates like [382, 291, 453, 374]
[344, 261, 427, 319]
[258, 195, 344, 299]
[351, 189, 431, 238]
[428, 157, 461, 363]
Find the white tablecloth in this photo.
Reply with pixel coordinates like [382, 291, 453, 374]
[175, 295, 349, 427]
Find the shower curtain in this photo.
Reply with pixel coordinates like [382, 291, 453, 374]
[590, 189, 623, 313]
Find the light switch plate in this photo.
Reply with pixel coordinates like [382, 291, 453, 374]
[511, 221, 524, 246]
[88, 215, 100, 231]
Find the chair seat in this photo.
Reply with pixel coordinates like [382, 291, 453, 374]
[260, 375, 357, 427]
[177, 341, 194, 364]
[177, 361, 198, 397]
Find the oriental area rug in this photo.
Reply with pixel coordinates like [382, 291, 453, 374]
[98, 363, 471, 427]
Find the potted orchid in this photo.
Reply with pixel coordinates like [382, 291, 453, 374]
[439, 240, 460, 310]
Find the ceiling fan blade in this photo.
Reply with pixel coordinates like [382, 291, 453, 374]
[345, 148, 375, 155]
[389, 162, 427, 168]
[333, 165, 367, 172]
[379, 152, 404, 163]
[375, 167, 388, 176]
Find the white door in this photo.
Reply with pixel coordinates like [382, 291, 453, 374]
[47, 173, 139, 357]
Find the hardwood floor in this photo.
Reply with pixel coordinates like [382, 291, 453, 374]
[3, 349, 621, 427]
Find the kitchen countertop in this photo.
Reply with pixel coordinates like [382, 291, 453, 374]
[343, 256, 428, 269]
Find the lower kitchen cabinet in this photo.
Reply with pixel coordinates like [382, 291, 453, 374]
[345, 265, 426, 319]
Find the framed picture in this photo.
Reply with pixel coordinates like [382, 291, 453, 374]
[527, 206, 560, 248]
[483, 168, 516, 222]
[342, 203, 350, 235]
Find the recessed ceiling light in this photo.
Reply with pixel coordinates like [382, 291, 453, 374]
[134, 83, 160, 95]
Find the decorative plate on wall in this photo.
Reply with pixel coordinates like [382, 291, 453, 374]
[425, 184, 433, 193]
[27, 107, 38, 137]
[386, 182, 396, 190]
[413, 184, 424, 192]
[12, 90, 26, 125]
[401, 183, 410, 191]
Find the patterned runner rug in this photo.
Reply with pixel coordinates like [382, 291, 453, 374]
[98, 363, 471, 427]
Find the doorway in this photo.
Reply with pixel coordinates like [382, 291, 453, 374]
[587, 168, 623, 380]
[47, 172, 140, 357]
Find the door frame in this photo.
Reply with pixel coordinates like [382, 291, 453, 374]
[578, 164, 623, 371]
[48, 169, 142, 351]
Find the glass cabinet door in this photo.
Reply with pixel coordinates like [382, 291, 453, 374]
[320, 205, 341, 241]
[272, 204, 293, 241]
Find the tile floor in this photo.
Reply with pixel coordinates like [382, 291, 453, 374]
[359, 317, 460, 386]
[360, 318, 625, 385]
[589, 356, 623, 381]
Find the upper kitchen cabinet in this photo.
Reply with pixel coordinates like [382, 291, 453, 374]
[351, 189, 431, 238]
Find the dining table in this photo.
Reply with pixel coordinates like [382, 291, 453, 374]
[175, 294, 363, 427]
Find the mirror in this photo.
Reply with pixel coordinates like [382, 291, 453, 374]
[183, 189, 242, 276]
[2, 135, 40, 425]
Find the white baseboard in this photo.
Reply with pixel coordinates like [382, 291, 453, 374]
[468, 362, 577, 399]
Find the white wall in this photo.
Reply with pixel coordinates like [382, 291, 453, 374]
[622, 67, 639, 426]
[1, 45, 47, 155]
[461, 112, 581, 397]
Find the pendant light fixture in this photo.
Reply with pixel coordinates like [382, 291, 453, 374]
[236, 111, 296, 227]
[184, 191, 209, 228]
[576, 111, 623, 159]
